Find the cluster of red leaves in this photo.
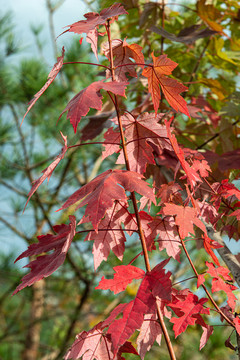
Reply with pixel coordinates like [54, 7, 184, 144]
[14, 2, 240, 360]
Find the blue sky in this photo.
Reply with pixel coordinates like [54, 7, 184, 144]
[0, 0, 93, 257]
[4, 0, 91, 63]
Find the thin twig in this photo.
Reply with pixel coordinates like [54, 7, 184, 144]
[106, 19, 177, 360]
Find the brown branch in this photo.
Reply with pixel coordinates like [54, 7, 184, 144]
[0, 179, 28, 198]
[21, 279, 45, 360]
[197, 119, 239, 150]
[106, 19, 177, 360]
[177, 227, 234, 327]
[0, 216, 30, 242]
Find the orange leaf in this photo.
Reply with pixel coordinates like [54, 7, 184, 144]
[142, 52, 189, 117]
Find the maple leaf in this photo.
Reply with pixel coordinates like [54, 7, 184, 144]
[220, 179, 240, 201]
[104, 112, 170, 174]
[107, 260, 171, 355]
[121, 210, 153, 240]
[85, 202, 127, 270]
[233, 317, 240, 336]
[13, 216, 76, 295]
[96, 265, 145, 294]
[162, 203, 206, 239]
[58, 169, 155, 231]
[229, 208, 240, 220]
[65, 323, 114, 360]
[21, 47, 65, 124]
[218, 149, 240, 171]
[102, 127, 121, 160]
[137, 312, 162, 359]
[191, 159, 211, 178]
[168, 293, 209, 337]
[80, 111, 113, 141]
[107, 299, 153, 356]
[211, 179, 240, 211]
[205, 261, 233, 281]
[148, 216, 181, 261]
[142, 52, 189, 116]
[205, 262, 237, 310]
[24, 132, 68, 212]
[165, 118, 201, 189]
[118, 341, 139, 359]
[118, 112, 170, 174]
[59, 80, 128, 133]
[103, 39, 144, 81]
[197, 200, 219, 225]
[199, 325, 214, 350]
[191, 95, 221, 127]
[203, 234, 221, 266]
[157, 182, 183, 205]
[61, 4, 128, 60]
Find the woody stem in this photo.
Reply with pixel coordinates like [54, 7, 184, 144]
[178, 227, 234, 327]
[106, 19, 177, 360]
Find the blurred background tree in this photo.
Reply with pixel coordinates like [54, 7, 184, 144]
[0, 0, 239, 359]
[0, 2, 105, 359]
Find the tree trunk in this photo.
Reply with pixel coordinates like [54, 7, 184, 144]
[22, 279, 45, 360]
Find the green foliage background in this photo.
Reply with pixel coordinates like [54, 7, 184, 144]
[0, 0, 239, 359]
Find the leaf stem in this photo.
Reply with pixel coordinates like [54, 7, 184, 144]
[114, 62, 149, 69]
[177, 227, 234, 327]
[63, 61, 110, 70]
[105, 20, 151, 273]
[106, 19, 177, 360]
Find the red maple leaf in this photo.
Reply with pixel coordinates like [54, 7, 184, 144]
[61, 4, 128, 60]
[157, 182, 183, 205]
[117, 112, 170, 174]
[85, 202, 127, 270]
[191, 159, 211, 178]
[203, 234, 222, 266]
[13, 216, 76, 295]
[65, 323, 138, 360]
[229, 208, 240, 220]
[58, 169, 155, 231]
[211, 179, 240, 211]
[168, 293, 209, 337]
[121, 210, 153, 240]
[162, 203, 206, 239]
[103, 39, 144, 81]
[191, 95, 221, 127]
[103, 112, 170, 174]
[142, 52, 189, 116]
[206, 261, 234, 282]
[137, 312, 162, 359]
[165, 118, 201, 189]
[199, 325, 214, 350]
[205, 262, 237, 310]
[233, 317, 240, 336]
[197, 200, 219, 225]
[118, 341, 139, 359]
[65, 323, 114, 360]
[96, 265, 145, 294]
[218, 149, 240, 171]
[59, 80, 128, 133]
[24, 132, 68, 212]
[21, 47, 65, 124]
[148, 216, 181, 261]
[107, 260, 171, 355]
[102, 127, 121, 160]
